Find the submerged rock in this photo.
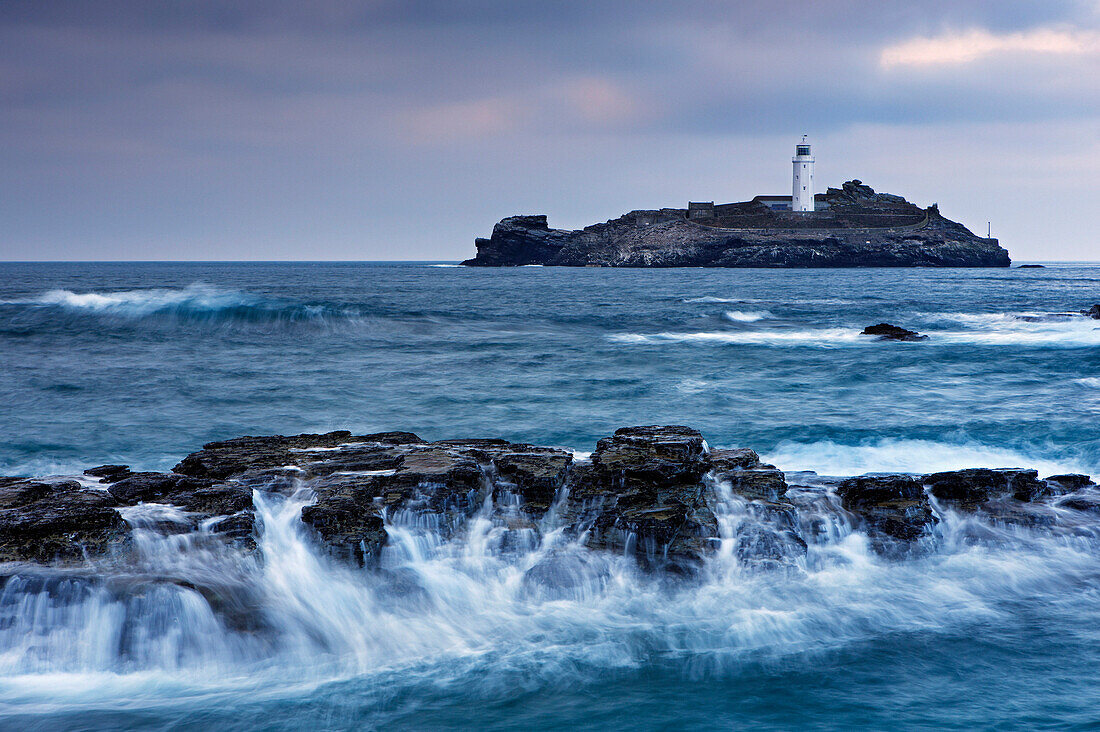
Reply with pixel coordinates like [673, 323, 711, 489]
[1057, 493, 1100, 514]
[1083, 304, 1100, 319]
[860, 323, 928, 341]
[1044, 474, 1094, 492]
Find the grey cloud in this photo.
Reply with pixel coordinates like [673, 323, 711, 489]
[0, 0, 1097, 260]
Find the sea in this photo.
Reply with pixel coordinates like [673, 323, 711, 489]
[1, 261, 1099, 730]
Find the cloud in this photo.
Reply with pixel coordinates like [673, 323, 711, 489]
[1, 1, 1100, 260]
[395, 97, 523, 144]
[881, 26, 1100, 68]
[556, 78, 640, 125]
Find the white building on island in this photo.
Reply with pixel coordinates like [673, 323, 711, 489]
[792, 136, 814, 212]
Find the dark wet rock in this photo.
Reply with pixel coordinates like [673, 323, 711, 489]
[1044, 474, 1094, 492]
[299, 443, 487, 561]
[836, 474, 937, 547]
[108, 473, 252, 516]
[173, 431, 420, 480]
[378, 447, 485, 511]
[1083, 304, 1100, 319]
[299, 439, 573, 562]
[710, 447, 763, 471]
[565, 426, 717, 573]
[301, 495, 386, 567]
[1017, 264, 1045, 268]
[721, 469, 788, 502]
[710, 446, 790, 506]
[489, 446, 573, 517]
[0, 480, 129, 563]
[107, 472, 255, 546]
[19, 426, 1100, 579]
[591, 425, 709, 482]
[925, 468, 1045, 505]
[84, 465, 132, 483]
[860, 323, 928, 341]
[206, 514, 258, 551]
[733, 500, 808, 570]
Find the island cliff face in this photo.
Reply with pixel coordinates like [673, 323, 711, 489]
[463, 181, 1011, 268]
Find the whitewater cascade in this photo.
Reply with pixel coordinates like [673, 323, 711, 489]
[1, 430, 1099, 713]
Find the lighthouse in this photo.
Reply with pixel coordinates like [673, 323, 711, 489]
[792, 136, 814, 212]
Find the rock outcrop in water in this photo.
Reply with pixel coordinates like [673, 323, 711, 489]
[3, 426, 1098, 583]
[463, 182, 1010, 268]
[861, 323, 928, 342]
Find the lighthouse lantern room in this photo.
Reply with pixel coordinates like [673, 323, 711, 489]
[792, 136, 815, 212]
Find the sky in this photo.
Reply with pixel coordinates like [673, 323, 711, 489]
[1, 0, 1098, 261]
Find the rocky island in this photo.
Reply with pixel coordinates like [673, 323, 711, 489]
[463, 181, 1010, 268]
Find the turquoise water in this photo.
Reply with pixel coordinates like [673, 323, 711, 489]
[2, 262, 1100, 730]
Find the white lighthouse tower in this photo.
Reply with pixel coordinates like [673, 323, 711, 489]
[792, 136, 815, 212]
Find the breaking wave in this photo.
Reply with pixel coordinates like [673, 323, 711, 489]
[1, 284, 360, 326]
[724, 310, 772, 323]
[763, 438, 1094, 477]
[682, 296, 860, 305]
[610, 329, 866, 347]
[683, 296, 765, 304]
[613, 310, 1100, 348]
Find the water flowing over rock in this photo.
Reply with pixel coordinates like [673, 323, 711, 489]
[836, 475, 936, 549]
[566, 426, 716, 573]
[6, 425, 1097, 580]
[925, 468, 1047, 506]
[3, 424, 1100, 712]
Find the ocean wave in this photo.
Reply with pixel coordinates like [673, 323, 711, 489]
[614, 311, 1100, 348]
[763, 438, 1093, 477]
[1076, 377, 1100, 388]
[610, 329, 867, 347]
[683, 296, 766, 304]
[724, 310, 772, 323]
[925, 312, 1100, 346]
[682, 296, 859, 305]
[1, 284, 357, 326]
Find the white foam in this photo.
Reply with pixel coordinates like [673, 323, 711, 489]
[610, 328, 865, 347]
[724, 310, 772, 323]
[7, 283, 259, 317]
[683, 296, 764, 304]
[763, 438, 1093, 477]
[1076, 377, 1100, 388]
[684, 296, 859, 305]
